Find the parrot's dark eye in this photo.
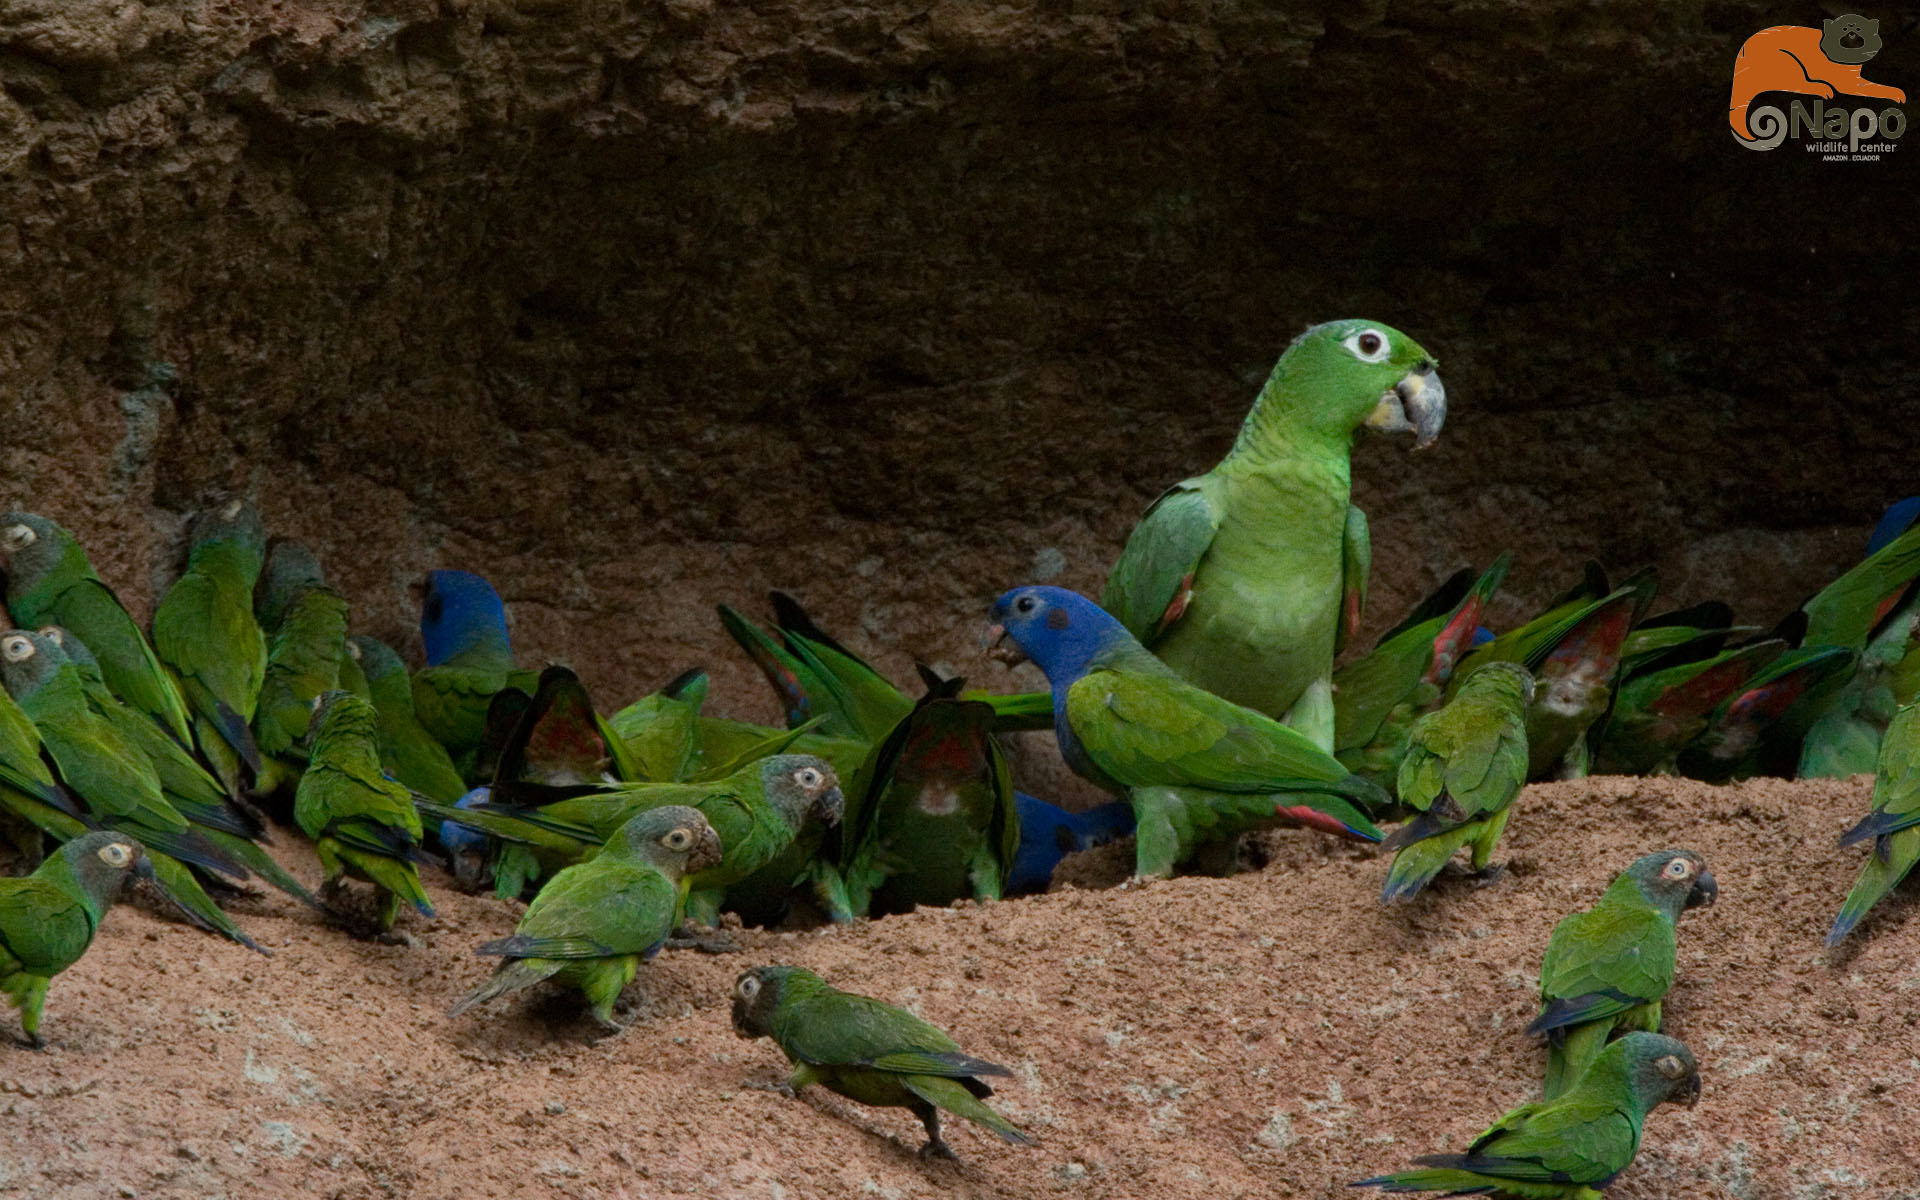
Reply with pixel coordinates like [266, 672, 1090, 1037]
[1015, 596, 1037, 615]
[2, 635, 34, 662]
[424, 594, 443, 622]
[1663, 859, 1691, 879]
[1655, 1054, 1687, 1080]
[795, 767, 822, 789]
[98, 843, 132, 868]
[1, 524, 34, 551]
[664, 829, 692, 850]
[737, 975, 761, 1001]
[1344, 329, 1391, 363]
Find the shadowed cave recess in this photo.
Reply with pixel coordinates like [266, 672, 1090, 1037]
[1, 0, 1914, 724]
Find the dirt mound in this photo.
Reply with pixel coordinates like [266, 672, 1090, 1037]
[1, 772, 1913, 1200]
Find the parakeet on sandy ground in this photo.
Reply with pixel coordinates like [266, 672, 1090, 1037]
[1828, 699, 1920, 947]
[1101, 319, 1446, 750]
[987, 586, 1383, 879]
[1796, 506, 1920, 779]
[825, 670, 1019, 920]
[351, 636, 467, 805]
[1, 630, 262, 949]
[151, 499, 269, 792]
[1381, 662, 1534, 903]
[0, 512, 195, 746]
[448, 806, 722, 1032]
[422, 754, 843, 926]
[1352, 1032, 1701, 1199]
[250, 541, 349, 791]
[1005, 793, 1136, 897]
[295, 691, 436, 936]
[1529, 851, 1717, 1099]
[43, 626, 316, 909]
[731, 964, 1033, 1159]
[410, 570, 540, 779]
[1335, 557, 1509, 796]
[1, 832, 152, 1047]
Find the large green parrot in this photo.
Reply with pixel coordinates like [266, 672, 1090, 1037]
[1381, 661, 1533, 902]
[295, 691, 436, 935]
[730, 964, 1033, 1160]
[1352, 1032, 1701, 1199]
[0, 512, 195, 746]
[1, 630, 263, 950]
[1101, 319, 1445, 749]
[151, 499, 270, 792]
[448, 806, 723, 1031]
[1, 832, 153, 1047]
[1828, 698, 1920, 946]
[1529, 850, 1717, 1099]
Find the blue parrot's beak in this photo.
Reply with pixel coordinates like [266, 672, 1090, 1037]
[1366, 362, 1447, 449]
[984, 623, 1026, 666]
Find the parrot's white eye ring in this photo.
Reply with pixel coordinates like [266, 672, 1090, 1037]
[1654, 1054, 1688, 1080]
[1344, 329, 1391, 363]
[1, 524, 35, 551]
[221, 499, 245, 520]
[2, 634, 35, 662]
[664, 829, 693, 850]
[737, 974, 761, 1001]
[796, 767, 822, 789]
[1663, 858, 1691, 879]
[38, 626, 62, 645]
[98, 842, 133, 868]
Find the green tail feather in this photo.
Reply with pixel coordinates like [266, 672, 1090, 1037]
[1543, 1017, 1616, 1101]
[1380, 822, 1478, 902]
[336, 845, 436, 918]
[447, 958, 563, 1017]
[491, 843, 542, 900]
[901, 1076, 1033, 1146]
[1828, 828, 1920, 946]
[145, 852, 264, 952]
[199, 829, 318, 908]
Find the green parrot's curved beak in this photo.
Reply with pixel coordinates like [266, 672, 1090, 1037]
[1364, 361, 1447, 449]
[983, 623, 1026, 666]
[816, 786, 845, 826]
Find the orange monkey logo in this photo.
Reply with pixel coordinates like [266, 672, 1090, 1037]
[1729, 15, 1907, 150]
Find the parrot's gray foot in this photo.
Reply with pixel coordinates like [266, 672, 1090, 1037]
[742, 1077, 795, 1097]
[1470, 863, 1508, 888]
[918, 1138, 959, 1162]
[14, 1031, 44, 1051]
[372, 929, 419, 948]
[667, 923, 738, 954]
[585, 1014, 629, 1040]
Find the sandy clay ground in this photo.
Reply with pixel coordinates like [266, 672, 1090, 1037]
[1, 773, 1915, 1200]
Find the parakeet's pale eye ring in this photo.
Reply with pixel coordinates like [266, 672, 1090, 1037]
[795, 767, 823, 789]
[221, 499, 245, 520]
[1343, 329, 1391, 363]
[98, 842, 133, 868]
[663, 829, 693, 851]
[1, 524, 34, 551]
[736, 975, 761, 1001]
[1663, 859, 1692, 880]
[1654, 1054, 1688, 1079]
[1, 634, 34, 662]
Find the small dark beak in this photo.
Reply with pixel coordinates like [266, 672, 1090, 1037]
[132, 854, 157, 884]
[1686, 868, 1718, 910]
[816, 786, 845, 826]
[1677, 1072, 1702, 1109]
[983, 623, 1026, 666]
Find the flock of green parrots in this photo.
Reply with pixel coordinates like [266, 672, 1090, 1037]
[1, 318, 1915, 1194]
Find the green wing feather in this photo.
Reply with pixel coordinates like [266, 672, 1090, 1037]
[1101, 479, 1220, 644]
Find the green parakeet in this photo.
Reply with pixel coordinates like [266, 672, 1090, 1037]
[1529, 850, 1717, 1099]
[1101, 320, 1446, 749]
[730, 964, 1033, 1159]
[350, 636, 467, 804]
[250, 541, 349, 789]
[0, 512, 195, 746]
[295, 691, 436, 935]
[1335, 557, 1509, 795]
[1592, 639, 1787, 776]
[1353, 1032, 1701, 1198]
[1, 832, 152, 1047]
[1828, 698, 1920, 946]
[1381, 661, 1534, 902]
[1, 630, 262, 950]
[828, 670, 1019, 920]
[0, 680, 82, 867]
[987, 586, 1385, 881]
[43, 626, 316, 909]
[608, 667, 709, 782]
[1676, 643, 1856, 783]
[423, 754, 843, 925]
[448, 805, 722, 1030]
[151, 499, 269, 791]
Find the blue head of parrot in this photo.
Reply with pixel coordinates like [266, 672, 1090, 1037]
[1470, 625, 1495, 648]
[986, 586, 1131, 688]
[1867, 497, 1920, 557]
[421, 570, 512, 667]
[1006, 792, 1137, 896]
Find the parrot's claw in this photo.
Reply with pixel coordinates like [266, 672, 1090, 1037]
[668, 923, 738, 954]
[743, 1077, 795, 1097]
[918, 1139, 959, 1162]
[372, 929, 419, 948]
[1470, 863, 1508, 889]
[586, 1014, 629, 1040]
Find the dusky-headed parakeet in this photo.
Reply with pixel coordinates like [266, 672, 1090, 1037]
[1, 832, 152, 1047]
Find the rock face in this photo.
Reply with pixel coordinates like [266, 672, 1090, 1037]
[2, 0, 1915, 717]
